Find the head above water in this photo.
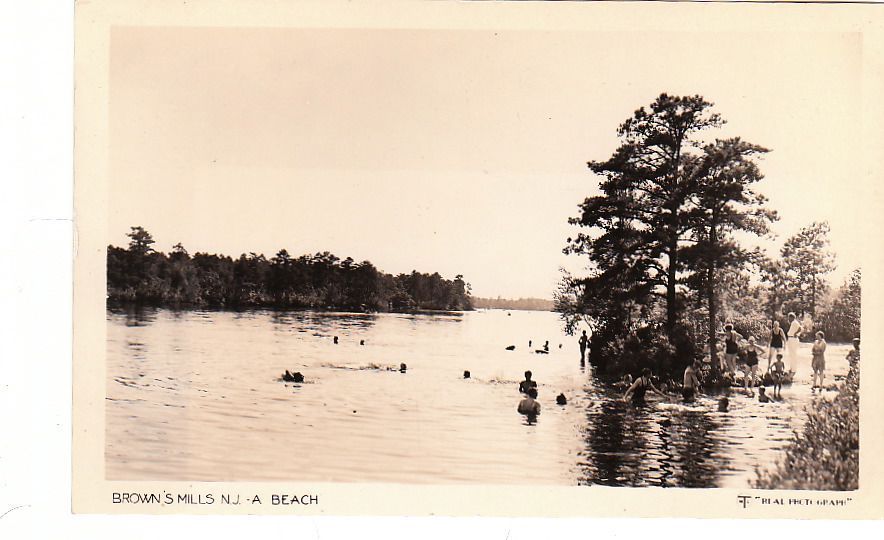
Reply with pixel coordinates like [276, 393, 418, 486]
[776, 353, 783, 360]
[773, 320, 781, 329]
[816, 331, 825, 340]
[524, 370, 532, 379]
[527, 388, 538, 399]
[853, 337, 860, 348]
[788, 312, 796, 320]
[725, 324, 733, 331]
[641, 368, 652, 378]
[749, 336, 756, 344]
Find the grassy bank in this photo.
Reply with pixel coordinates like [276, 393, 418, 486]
[754, 357, 859, 490]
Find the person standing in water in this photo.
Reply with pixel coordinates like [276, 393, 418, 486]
[578, 330, 589, 363]
[723, 324, 742, 375]
[742, 336, 767, 394]
[767, 320, 787, 370]
[519, 371, 538, 394]
[623, 368, 667, 405]
[517, 387, 541, 416]
[811, 331, 827, 391]
[682, 360, 701, 402]
[769, 353, 786, 399]
[786, 312, 802, 374]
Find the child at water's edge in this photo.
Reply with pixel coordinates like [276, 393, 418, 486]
[769, 353, 786, 399]
[518, 387, 541, 416]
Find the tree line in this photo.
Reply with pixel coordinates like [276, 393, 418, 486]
[557, 93, 860, 378]
[107, 227, 473, 312]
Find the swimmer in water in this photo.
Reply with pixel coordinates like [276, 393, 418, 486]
[682, 360, 701, 402]
[518, 387, 541, 416]
[623, 368, 666, 405]
[758, 387, 772, 403]
[519, 371, 538, 394]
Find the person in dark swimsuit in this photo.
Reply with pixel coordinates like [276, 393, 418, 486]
[723, 324, 742, 375]
[767, 320, 786, 370]
[623, 368, 666, 405]
[742, 336, 766, 394]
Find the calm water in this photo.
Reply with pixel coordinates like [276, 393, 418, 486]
[106, 308, 850, 487]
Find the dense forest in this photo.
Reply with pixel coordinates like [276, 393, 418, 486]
[557, 93, 861, 378]
[471, 297, 555, 311]
[107, 227, 473, 312]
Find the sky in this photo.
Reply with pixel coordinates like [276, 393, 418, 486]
[109, 27, 865, 299]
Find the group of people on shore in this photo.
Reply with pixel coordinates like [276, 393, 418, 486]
[614, 312, 860, 408]
[615, 332, 860, 411]
[716, 312, 835, 394]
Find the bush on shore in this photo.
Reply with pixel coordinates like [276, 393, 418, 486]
[754, 357, 859, 490]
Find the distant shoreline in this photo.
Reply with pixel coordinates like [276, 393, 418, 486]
[106, 300, 470, 317]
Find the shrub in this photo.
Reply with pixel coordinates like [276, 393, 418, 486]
[754, 356, 859, 490]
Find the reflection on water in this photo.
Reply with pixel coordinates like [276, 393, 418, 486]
[106, 307, 849, 486]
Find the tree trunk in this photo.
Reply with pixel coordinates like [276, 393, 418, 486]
[707, 218, 719, 376]
[810, 272, 816, 318]
[666, 208, 679, 341]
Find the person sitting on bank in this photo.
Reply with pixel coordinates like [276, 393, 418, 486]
[623, 368, 667, 404]
[517, 387, 541, 416]
[519, 371, 538, 394]
[682, 360, 701, 402]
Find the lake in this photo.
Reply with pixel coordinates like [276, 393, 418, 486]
[106, 307, 851, 487]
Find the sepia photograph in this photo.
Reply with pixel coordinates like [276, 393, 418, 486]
[70, 0, 884, 518]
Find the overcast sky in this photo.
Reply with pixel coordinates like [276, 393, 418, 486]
[109, 27, 864, 298]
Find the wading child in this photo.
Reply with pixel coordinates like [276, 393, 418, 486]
[769, 353, 786, 399]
